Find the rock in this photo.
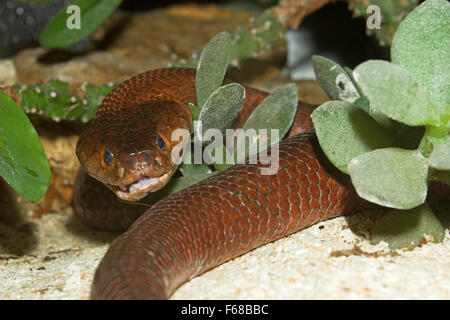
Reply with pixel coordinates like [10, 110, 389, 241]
[11, 4, 256, 87]
[0, 59, 17, 86]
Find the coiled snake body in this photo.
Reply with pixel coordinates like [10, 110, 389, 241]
[73, 68, 449, 299]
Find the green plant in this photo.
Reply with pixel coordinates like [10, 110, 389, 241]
[0, 91, 50, 202]
[311, 0, 449, 248]
[39, 0, 123, 48]
[2, 0, 419, 123]
[36, 1, 418, 53]
[139, 31, 298, 205]
[16, 80, 117, 123]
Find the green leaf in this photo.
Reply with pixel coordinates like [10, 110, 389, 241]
[179, 143, 212, 177]
[17, 81, 115, 123]
[311, 55, 362, 106]
[353, 60, 443, 126]
[236, 83, 298, 162]
[196, 83, 245, 139]
[142, 172, 217, 205]
[428, 134, 450, 170]
[0, 91, 51, 202]
[39, 0, 123, 48]
[179, 163, 212, 176]
[311, 101, 399, 174]
[18, 81, 79, 121]
[348, 148, 429, 209]
[310, 56, 396, 132]
[391, 0, 450, 114]
[196, 31, 232, 108]
[312, 58, 423, 148]
[83, 82, 116, 122]
[230, 12, 284, 62]
[371, 204, 445, 249]
[188, 102, 201, 122]
[210, 145, 234, 172]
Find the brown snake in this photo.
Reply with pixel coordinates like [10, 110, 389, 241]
[73, 68, 449, 299]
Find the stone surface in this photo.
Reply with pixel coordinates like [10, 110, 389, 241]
[0, 59, 17, 86]
[1, 207, 449, 299]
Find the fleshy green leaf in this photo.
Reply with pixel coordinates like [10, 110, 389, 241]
[311, 101, 398, 174]
[391, 0, 450, 115]
[179, 163, 212, 176]
[371, 204, 445, 249]
[354, 60, 443, 126]
[196, 83, 245, 139]
[230, 12, 284, 62]
[311, 55, 362, 106]
[312, 58, 424, 148]
[348, 148, 429, 209]
[179, 142, 212, 177]
[210, 145, 234, 172]
[39, 0, 123, 48]
[236, 84, 298, 161]
[196, 31, 232, 108]
[83, 82, 117, 122]
[188, 103, 201, 122]
[428, 134, 450, 170]
[143, 172, 217, 205]
[0, 91, 51, 202]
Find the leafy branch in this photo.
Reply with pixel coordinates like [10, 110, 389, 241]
[311, 0, 449, 248]
[140, 31, 298, 205]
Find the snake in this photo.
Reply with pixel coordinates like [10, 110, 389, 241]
[73, 68, 449, 299]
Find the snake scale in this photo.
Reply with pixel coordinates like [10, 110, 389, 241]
[73, 68, 449, 299]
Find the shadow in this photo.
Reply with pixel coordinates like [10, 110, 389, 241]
[0, 179, 39, 256]
[430, 201, 450, 230]
[0, 178, 24, 226]
[348, 108, 425, 151]
[227, 52, 286, 86]
[31, 117, 86, 138]
[64, 213, 119, 245]
[0, 221, 39, 257]
[68, 169, 146, 237]
[287, 1, 390, 73]
[37, 49, 90, 65]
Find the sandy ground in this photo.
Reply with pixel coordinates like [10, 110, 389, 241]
[1, 205, 449, 300]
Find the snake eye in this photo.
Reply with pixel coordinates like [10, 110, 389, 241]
[103, 148, 114, 166]
[156, 134, 166, 151]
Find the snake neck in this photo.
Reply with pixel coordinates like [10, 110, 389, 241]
[96, 68, 198, 118]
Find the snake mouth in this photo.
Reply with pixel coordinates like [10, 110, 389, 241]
[112, 172, 172, 201]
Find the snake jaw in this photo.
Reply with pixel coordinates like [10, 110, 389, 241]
[111, 171, 173, 201]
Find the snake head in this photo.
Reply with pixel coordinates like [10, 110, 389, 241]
[76, 101, 192, 201]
